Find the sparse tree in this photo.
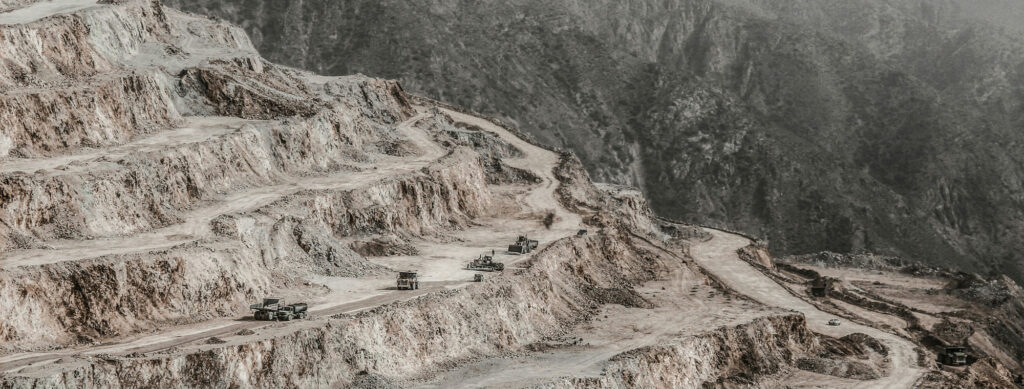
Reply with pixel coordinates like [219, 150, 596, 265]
[543, 212, 555, 229]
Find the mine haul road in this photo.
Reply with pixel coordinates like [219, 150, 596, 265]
[1, 104, 923, 388]
[0, 104, 582, 376]
[693, 229, 925, 388]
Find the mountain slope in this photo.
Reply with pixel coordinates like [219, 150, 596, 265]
[167, 0, 1024, 283]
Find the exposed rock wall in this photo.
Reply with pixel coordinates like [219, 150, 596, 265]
[0, 148, 491, 350]
[0, 76, 410, 250]
[2, 230, 684, 388]
[542, 315, 813, 388]
[0, 73, 181, 158]
[0, 244, 271, 350]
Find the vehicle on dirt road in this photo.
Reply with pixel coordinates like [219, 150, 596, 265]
[467, 254, 504, 272]
[276, 303, 308, 321]
[941, 346, 968, 366]
[508, 235, 539, 254]
[828, 319, 841, 326]
[398, 271, 420, 290]
[474, 274, 484, 282]
[250, 298, 308, 321]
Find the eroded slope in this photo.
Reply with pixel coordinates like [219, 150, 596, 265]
[0, 1, 950, 388]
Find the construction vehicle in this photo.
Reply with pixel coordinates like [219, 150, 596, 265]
[508, 235, 539, 254]
[577, 229, 588, 236]
[467, 254, 504, 272]
[940, 346, 968, 366]
[397, 271, 419, 290]
[474, 274, 484, 282]
[276, 303, 308, 321]
[250, 298, 308, 321]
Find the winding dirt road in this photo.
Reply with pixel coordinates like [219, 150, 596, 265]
[436, 107, 582, 232]
[1, 113, 436, 269]
[692, 229, 925, 388]
[0, 0, 100, 25]
[0, 106, 584, 377]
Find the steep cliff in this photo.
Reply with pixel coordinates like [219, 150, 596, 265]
[0, 0, 1007, 387]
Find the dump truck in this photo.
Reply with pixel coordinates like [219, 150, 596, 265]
[250, 297, 282, 321]
[467, 254, 504, 272]
[941, 346, 968, 366]
[275, 303, 308, 321]
[397, 271, 419, 290]
[508, 235, 539, 254]
[250, 298, 308, 321]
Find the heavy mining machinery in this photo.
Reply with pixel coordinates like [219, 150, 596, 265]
[508, 235, 539, 254]
[397, 271, 420, 290]
[467, 254, 504, 272]
[250, 298, 308, 321]
[940, 346, 968, 366]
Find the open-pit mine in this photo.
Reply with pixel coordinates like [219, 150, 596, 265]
[0, 1, 1021, 388]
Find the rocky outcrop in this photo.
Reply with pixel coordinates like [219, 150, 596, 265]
[0, 147, 491, 350]
[0, 73, 181, 157]
[0, 1, 994, 387]
[0, 102, 397, 249]
[543, 314, 814, 388]
[738, 241, 774, 271]
[0, 244, 272, 349]
[2, 229, 680, 388]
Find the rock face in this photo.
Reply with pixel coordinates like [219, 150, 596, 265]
[0, 0, 465, 351]
[0, 1, 849, 387]
[166, 0, 1024, 284]
[2, 0, 1014, 387]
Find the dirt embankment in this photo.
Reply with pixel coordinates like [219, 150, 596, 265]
[543, 314, 814, 388]
[0, 73, 411, 253]
[0, 146, 491, 351]
[778, 251, 1024, 386]
[0, 1, 985, 387]
[3, 228, 683, 388]
[0, 0, 196, 157]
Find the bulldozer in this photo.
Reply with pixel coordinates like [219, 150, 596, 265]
[250, 298, 308, 321]
[397, 271, 420, 290]
[467, 254, 504, 272]
[508, 235, 539, 254]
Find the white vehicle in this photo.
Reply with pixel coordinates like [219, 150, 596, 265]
[828, 319, 841, 326]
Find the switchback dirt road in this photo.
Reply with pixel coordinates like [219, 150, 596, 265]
[0, 105, 584, 377]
